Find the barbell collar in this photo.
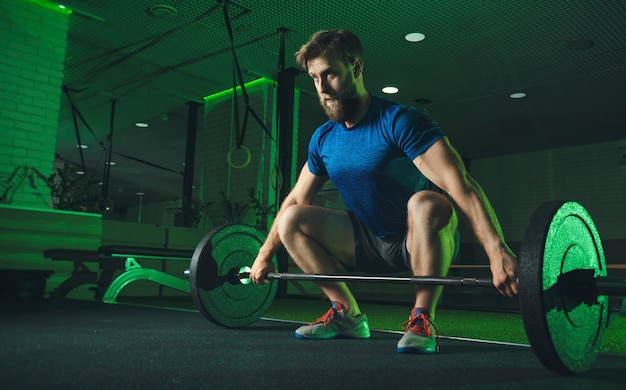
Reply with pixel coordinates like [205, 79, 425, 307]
[595, 276, 626, 297]
[556, 269, 626, 298]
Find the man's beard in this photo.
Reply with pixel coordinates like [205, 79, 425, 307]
[319, 84, 360, 123]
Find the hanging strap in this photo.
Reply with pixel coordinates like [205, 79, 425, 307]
[113, 151, 183, 175]
[62, 88, 87, 174]
[101, 99, 116, 202]
[222, 1, 274, 147]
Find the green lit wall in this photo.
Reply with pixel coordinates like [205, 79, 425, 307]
[0, 0, 70, 208]
[470, 141, 626, 241]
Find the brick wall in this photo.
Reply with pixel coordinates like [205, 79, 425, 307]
[0, 0, 70, 208]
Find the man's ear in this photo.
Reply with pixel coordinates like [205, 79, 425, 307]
[353, 58, 363, 78]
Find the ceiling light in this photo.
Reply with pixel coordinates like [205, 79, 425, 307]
[148, 4, 178, 19]
[76, 170, 85, 175]
[405, 32, 426, 42]
[76, 144, 88, 149]
[382, 86, 399, 94]
[510, 92, 527, 99]
[135, 122, 149, 128]
[106, 161, 116, 166]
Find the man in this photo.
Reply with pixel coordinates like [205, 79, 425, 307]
[250, 29, 518, 354]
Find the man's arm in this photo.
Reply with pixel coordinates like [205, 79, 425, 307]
[250, 163, 328, 284]
[414, 137, 519, 296]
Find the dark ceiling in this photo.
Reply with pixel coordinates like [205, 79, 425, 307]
[53, 0, 626, 212]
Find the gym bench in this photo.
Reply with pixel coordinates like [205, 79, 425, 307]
[44, 246, 193, 302]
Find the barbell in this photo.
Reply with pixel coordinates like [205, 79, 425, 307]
[186, 200, 625, 375]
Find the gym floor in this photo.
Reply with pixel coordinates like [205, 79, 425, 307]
[1, 299, 624, 389]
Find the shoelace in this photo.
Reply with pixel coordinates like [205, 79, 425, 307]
[307, 306, 338, 327]
[402, 311, 439, 348]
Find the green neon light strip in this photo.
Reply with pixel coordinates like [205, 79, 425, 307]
[204, 77, 274, 104]
[28, 0, 73, 15]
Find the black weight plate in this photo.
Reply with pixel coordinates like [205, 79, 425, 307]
[189, 224, 278, 328]
[520, 201, 608, 375]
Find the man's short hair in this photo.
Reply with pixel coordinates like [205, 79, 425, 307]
[295, 29, 363, 70]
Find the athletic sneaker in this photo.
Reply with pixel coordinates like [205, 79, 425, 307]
[396, 308, 439, 354]
[295, 301, 370, 339]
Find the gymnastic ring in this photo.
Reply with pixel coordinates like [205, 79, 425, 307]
[270, 166, 283, 191]
[227, 145, 251, 169]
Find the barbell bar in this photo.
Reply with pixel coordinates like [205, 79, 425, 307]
[235, 268, 624, 297]
[238, 268, 496, 287]
[187, 200, 625, 376]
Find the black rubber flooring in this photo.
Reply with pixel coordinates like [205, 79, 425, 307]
[1, 299, 624, 389]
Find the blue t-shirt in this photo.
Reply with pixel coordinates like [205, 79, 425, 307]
[308, 95, 445, 238]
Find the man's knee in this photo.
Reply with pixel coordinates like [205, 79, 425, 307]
[407, 191, 454, 231]
[405, 191, 459, 271]
[276, 204, 311, 241]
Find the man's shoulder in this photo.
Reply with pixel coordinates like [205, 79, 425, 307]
[312, 119, 339, 137]
[371, 95, 420, 118]
[370, 96, 425, 131]
[309, 120, 339, 149]
[371, 95, 399, 110]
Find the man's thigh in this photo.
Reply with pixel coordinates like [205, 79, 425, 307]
[289, 205, 357, 268]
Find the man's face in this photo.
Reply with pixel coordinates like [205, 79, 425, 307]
[307, 56, 360, 123]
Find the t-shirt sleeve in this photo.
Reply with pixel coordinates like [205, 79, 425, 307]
[392, 107, 445, 160]
[307, 126, 328, 176]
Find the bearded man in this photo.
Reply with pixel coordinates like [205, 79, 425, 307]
[250, 29, 518, 354]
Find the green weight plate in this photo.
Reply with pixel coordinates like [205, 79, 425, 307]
[189, 224, 278, 328]
[520, 201, 608, 375]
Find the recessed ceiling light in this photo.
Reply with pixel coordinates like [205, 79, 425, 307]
[148, 4, 178, 19]
[510, 92, 527, 99]
[405, 32, 426, 42]
[135, 122, 149, 128]
[382, 86, 399, 94]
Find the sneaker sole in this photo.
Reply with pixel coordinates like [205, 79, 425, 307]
[396, 346, 438, 354]
[295, 332, 371, 339]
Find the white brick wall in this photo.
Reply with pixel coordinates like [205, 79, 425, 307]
[0, 0, 69, 208]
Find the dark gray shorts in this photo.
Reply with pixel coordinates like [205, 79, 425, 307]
[345, 212, 460, 274]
